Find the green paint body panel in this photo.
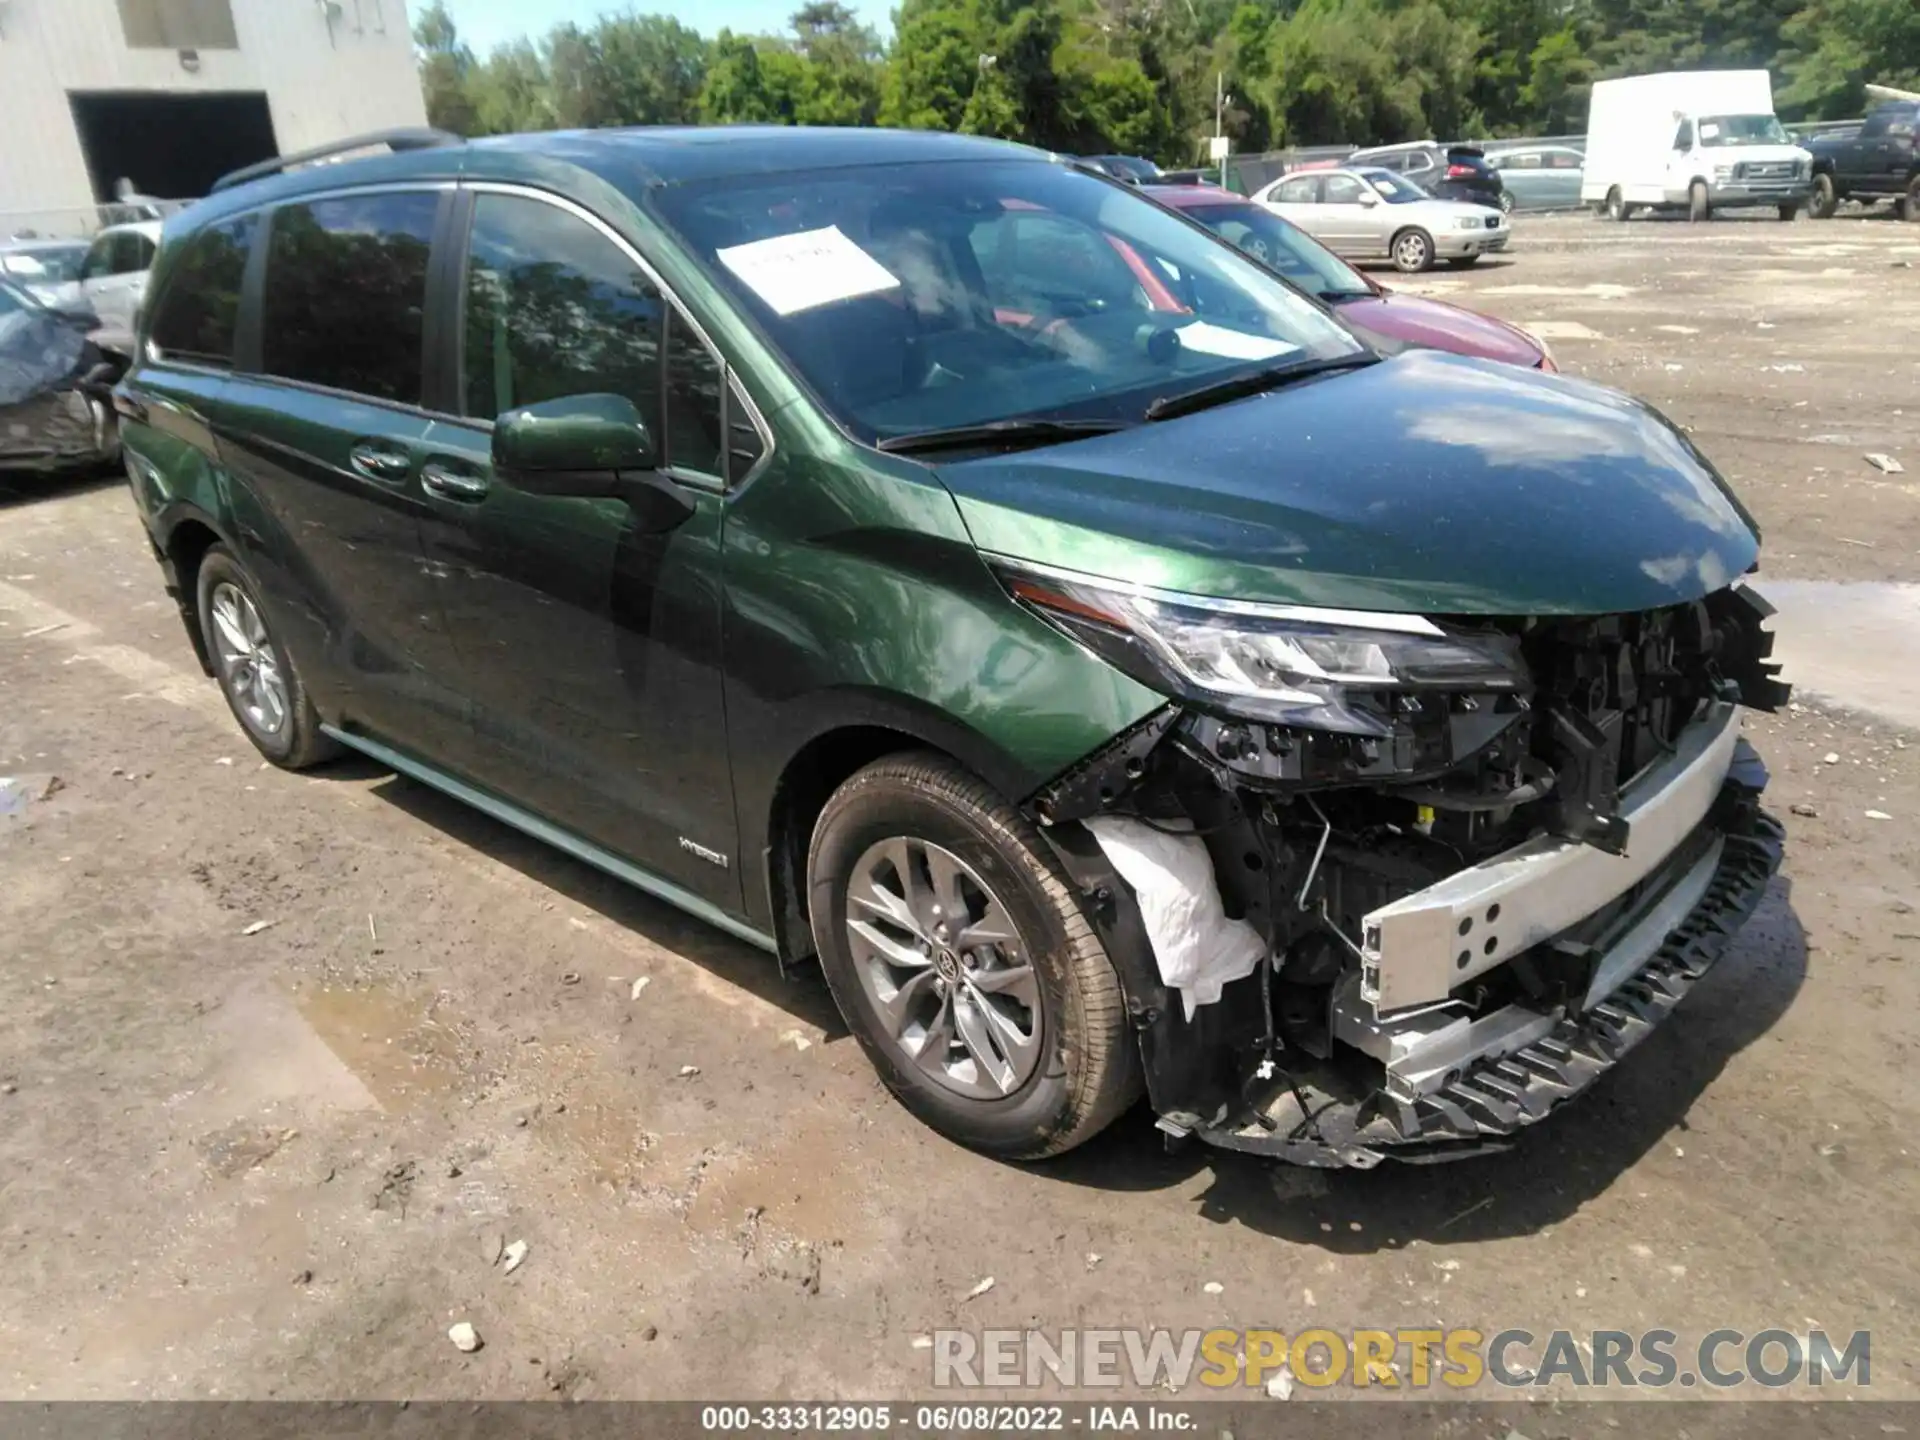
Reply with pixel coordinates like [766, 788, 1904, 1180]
[118, 125, 1770, 961]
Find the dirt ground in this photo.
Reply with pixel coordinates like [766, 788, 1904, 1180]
[2, 210, 1918, 1419]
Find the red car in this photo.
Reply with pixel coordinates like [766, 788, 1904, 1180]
[1144, 185, 1554, 371]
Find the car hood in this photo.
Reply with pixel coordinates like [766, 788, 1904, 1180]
[1394, 197, 1502, 222]
[940, 349, 1760, 617]
[1331, 293, 1543, 368]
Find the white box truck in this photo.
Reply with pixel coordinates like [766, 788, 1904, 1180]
[1581, 70, 1812, 221]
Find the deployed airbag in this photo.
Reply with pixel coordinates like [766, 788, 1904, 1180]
[1086, 815, 1267, 1019]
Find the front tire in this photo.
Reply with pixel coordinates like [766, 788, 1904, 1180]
[1777, 202, 1800, 222]
[1808, 172, 1839, 219]
[1605, 187, 1630, 222]
[1902, 177, 1920, 224]
[1689, 181, 1711, 223]
[807, 754, 1141, 1160]
[196, 546, 336, 770]
[1445, 255, 1481, 268]
[1391, 227, 1435, 273]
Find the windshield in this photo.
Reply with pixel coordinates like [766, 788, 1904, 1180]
[651, 159, 1364, 441]
[1358, 170, 1427, 204]
[0, 245, 86, 284]
[1096, 156, 1161, 182]
[1174, 201, 1372, 301]
[1698, 114, 1789, 147]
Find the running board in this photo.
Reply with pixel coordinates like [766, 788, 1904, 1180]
[320, 725, 778, 955]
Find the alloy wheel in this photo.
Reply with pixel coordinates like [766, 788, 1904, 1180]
[1394, 231, 1431, 272]
[845, 836, 1041, 1100]
[209, 581, 289, 738]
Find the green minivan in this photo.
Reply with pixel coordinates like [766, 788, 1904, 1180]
[119, 126, 1788, 1167]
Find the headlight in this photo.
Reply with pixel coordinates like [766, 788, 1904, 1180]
[996, 563, 1528, 736]
[1454, 217, 1482, 230]
[1713, 165, 1736, 181]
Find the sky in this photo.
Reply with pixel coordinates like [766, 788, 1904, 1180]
[435, 0, 893, 54]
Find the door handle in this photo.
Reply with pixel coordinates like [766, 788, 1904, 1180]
[421, 462, 490, 503]
[349, 442, 412, 484]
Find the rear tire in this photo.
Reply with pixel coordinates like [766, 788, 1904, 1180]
[1497, 191, 1514, 215]
[1689, 181, 1711, 223]
[807, 753, 1141, 1160]
[1808, 172, 1839, 220]
[1902, 177, 1920, 224]
[1391, 227, 1435, 273]
[196, 546, 337, 770]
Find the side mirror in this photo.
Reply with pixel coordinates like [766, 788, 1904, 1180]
[492, 393, 655, 497]
[1356, 189, 1380, 206]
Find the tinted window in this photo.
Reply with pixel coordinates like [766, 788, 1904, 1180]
[128, 233, 157, 272]
[462, 193, 662, 425]
[149, 216, 255, 366]
[1273, 176, 1319, 204]
[262, 192, 437, 404]
[0, 282, 27, 318]
[664, 306, 724, 477]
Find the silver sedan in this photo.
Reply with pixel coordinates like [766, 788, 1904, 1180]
[1255, 166, 1510, 273]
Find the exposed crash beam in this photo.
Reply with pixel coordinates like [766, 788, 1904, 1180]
[1360, 702, 1740, 1014]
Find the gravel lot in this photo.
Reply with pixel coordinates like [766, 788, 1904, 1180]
[2, 211, 1917, 1420]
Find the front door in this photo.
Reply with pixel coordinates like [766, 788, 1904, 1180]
[214, 189, 469, 756]
[1319, 173, 1381, 254]
[414, 188, 741, 908]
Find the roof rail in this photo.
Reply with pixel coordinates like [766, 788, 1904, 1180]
[212, 128, 464, 194]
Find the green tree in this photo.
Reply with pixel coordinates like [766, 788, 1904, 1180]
[413, 0, 481, 136]
[1779, 0, 1920, 117]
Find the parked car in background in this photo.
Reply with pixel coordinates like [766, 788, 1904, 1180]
[1804, 99, 1920, 221]
[1148, 185, 1553, 369]
[1255, 166, 1509, 272]
[0, 239, 92, 311]
[1080, 155, 1163, 184]
[1484, 145, 1587, 212]
[77, 221, 162, 338]
[1581, 70, 1810, 221]
[119, 125, 1787, 1170]
[1348, 141, 1507, 210]
[0, 278, 121, 474]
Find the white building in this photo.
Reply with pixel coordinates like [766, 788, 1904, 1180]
[1, 0, 428, 237]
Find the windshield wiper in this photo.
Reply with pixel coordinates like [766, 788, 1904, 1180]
[875, 417, 1130, 455]
[1145, 353, 1379, 423]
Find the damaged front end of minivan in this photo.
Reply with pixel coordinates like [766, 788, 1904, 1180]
[1006, 562, 1789, 1167]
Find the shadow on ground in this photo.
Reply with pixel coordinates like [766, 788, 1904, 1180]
[357, 765, 848, 1038]
[334, 752, 1806, 1250]
[1042, 879, 1808, 1249]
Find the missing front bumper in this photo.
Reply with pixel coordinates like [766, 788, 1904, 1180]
[1197, 795, 1783, 1167]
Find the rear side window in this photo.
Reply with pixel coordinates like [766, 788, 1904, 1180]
[261, 192, 438, 405]
[461, 192, 663, 426]
[148, 216, 256, 366]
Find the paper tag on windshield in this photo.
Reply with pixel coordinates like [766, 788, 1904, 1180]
[716, 226, 900, 317]
[1174, 321, 1301, 362]
[1699, 122, 1721, 141]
